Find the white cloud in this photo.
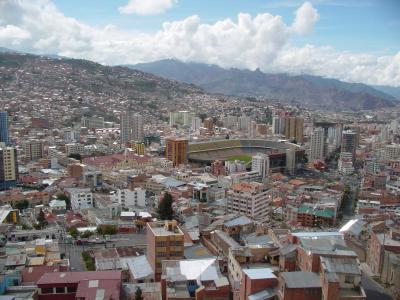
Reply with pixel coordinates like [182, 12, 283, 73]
[291, 1, 320, 34]
[119, 0, 177, 15]
[0, 25, 31, 45]
[0, 0, 398, 86]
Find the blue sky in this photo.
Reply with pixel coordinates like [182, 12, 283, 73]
[0, 0, 399, 85]
[52, 0, 400, 55]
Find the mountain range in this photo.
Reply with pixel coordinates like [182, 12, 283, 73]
[131, 59, 400, 111]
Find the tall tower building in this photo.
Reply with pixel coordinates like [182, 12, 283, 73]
[23, 139, 44, 161]
[341, 130, 358, 162]
[251, 153, 270, 182]
[272, 116, 285, 135]
[120, 111, 144, 144]
[309, 127, 325, 161]
[0, 146, 18, 190]
[248, 121, 257, 138]
[165, 137, 188, 166]
[191, 117, 202, 131]
[284, 117, 304, 143]
[0, 112, 9, 145]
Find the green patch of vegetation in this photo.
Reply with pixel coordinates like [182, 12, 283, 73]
[97, 224, 117, 236]
[225, 155, 252, 164]
[82, 251, 95, 271]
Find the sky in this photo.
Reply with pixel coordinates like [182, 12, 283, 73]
[0, 0, 399, 86]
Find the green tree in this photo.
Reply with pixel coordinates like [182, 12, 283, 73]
[69, 228, 78, 238]
[15, 200, 29, 211]
[157, 192, 174, 220]
[68, 153, 82, 161]
[97, 225, 117, 236]
[135, 287, 144, 300]
[56, 194, 71, 210]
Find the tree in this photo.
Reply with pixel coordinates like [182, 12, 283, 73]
[68, 153, 82, 161]
[15, 200, 29, 211]
[37, 209, 48, 229]
[56, 194, 71, 210]
[135, 287, 144, 300]
[157, 192, 174, 220]
[97, 224, 117, 236]
[69, 228, 78, 238]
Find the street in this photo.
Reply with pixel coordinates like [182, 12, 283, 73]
[362, 274, 394, 300]
[61, 233, 147, 271]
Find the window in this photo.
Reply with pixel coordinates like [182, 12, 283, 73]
[345, 275, 354, 283]
[56, 287, 65, 293]
[41, 288, 53, 294]
[67, 286, 77, 293]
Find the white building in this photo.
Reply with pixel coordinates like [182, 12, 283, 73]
[225, 160, 246, 174]
[251, 153, 270, 181]
[169, 111, 194, 127]
[81, 116, 104, 129]
[191, 117, 202, 131]
[66, 188, 93, 211]
[112, 188, 146, 208]
[338, 152, 355, 175]
[65, 143, 85, 157]
[238, 115, 250, 131]
[309, 127, 325, 161]
[248, 121, 257, 138]
[382, 144, 400, 160]
[64, 129, 80, 142]
[272, 116, 285, 135]
[223, 115, 238, 129]
[227, 182, 271, 220]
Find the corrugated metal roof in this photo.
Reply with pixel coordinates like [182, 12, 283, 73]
[243, 268, 276, 280]
[281, 272, 321, 288]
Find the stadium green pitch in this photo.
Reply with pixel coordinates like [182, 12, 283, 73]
[225, 155, 252, 163]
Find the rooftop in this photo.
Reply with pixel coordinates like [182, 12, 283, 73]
[281, 272, 321, 289]
[243, 268, 276, 280]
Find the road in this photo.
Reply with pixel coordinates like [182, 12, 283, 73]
[362, 274, 394, 300]
[61, 233, 147, 271]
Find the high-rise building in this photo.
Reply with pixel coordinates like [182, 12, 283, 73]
[223, 115, 238, 129]
[227, 182, 271, 220]
[0, 146, 18, 190]
[341, 130, 358, 162]
[81, 116, 104, 129]
[203, 117, 214, 132]
[0, 112, 9, 145]
[382, 144, 400, 161]
[191, 117, 202, 131]
[23, 139, 44, 161]
[309, 127, 325, 161]
[120, 112, 144, 144]
[132, 141, 145, 155]
[272, 116, 285, 135]
[248, 121, 257, 138]
[284, 117, 304, 143]
[251, 153, 270, 181]
[238, 115, 251, 131]
[64, 128, 80, 142]
[165, 137, 188, 166]
[169, 111, 194, 126]
[146, 220, 184, 281]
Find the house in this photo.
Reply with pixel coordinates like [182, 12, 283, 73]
[278, 272, 322, 300]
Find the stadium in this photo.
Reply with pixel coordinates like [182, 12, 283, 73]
[188, 139, 305, 173]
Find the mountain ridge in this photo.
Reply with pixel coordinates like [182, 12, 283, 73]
[130, 59, 398, 111]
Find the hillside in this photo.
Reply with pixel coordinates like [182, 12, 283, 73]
[0, 53, 237, 127]
[132, 59, 398, 111]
